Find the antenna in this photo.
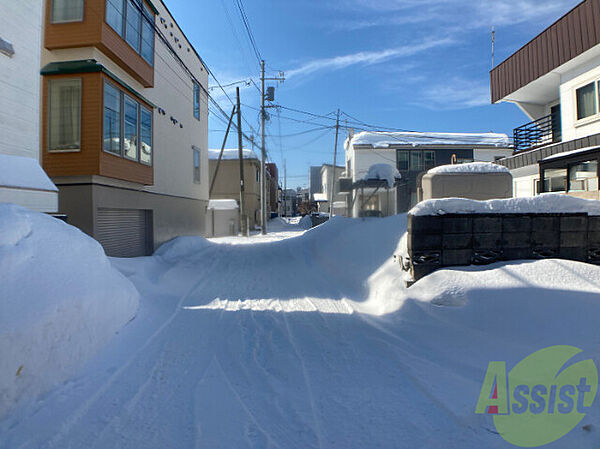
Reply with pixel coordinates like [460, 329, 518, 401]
[491, 26, 496, 69]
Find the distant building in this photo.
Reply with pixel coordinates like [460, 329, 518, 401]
[491, 0, 600, 200]
[315, 164, 345, 214]
[345, 131, 513, 216]
[309, 166, 322, 201]
[266, 162, 279, 215]
[209, 149, 262, 229]
[281, 189, 297, 217]
[0, 0, 58, 213]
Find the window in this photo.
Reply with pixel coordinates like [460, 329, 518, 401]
[140, 106, 152, 164]
[576, 82, 597, 120]
[256, 167, 260, 182]
[106, 0, 154, 66]
[193, 83, 201, 120]
[543, 168, 567, 193]
[48, 79, 81, 151]
[568, 160, 598, 192]
[103, 82, 121, 155]
[397, 150, 409, 171]
[125, 0, 141, 51]
[193, 147, 201, 183]
[410, 151, 423, 171]
[423, 151, 435, 169]
[106, 0, 124, 34]
[141, 4, 154, 65]
[51, 0, 84, 23]
[124, 95, 139, 160]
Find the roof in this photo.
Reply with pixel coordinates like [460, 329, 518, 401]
[347, 131, 511, 149]
[208, 149, 259, 161]
[490, 0, 599, 103]
[0, 154, 58, 192]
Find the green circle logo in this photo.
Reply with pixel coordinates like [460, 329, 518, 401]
[475, 346, 598, 447]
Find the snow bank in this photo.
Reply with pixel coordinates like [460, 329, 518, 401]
[427, 161, 509, 175]
[298, 215, 313, 229]
[208, 148, 258, 160]
[207, 199, 238, 210]
[0, 204, 139, 419]
[411, 193, 600, 216]
[0, 154, 57, 191]
[349, 131, 510, 148]
[363, 163, 401, 188]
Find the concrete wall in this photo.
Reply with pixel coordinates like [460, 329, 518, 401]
[422, 172, 513, 201]
[57, 181, 207, 251]
[206, 208, 239, 237]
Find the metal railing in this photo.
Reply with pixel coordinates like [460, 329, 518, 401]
[513, 113, 561, 153]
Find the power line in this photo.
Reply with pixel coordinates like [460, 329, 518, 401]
[233, 0, 262, 64]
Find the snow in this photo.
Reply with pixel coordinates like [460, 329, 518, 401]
[411, 193, 600, 216]
[0, 154, 57, 192]
[363, 163, 401, 188]
[349, 131, 511, 148]
[0, 204, 139, 420]
[427, 161, 510, 174]
[2, 213, 600, 448]
[313, 193, 328, 202]
[298, 214, 313, 229]
[208, 148, 258, 160]
[207, 199, 238, 210]
[542, 146, 599, 161]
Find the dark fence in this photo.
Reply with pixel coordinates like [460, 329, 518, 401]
[513, 113, 560, 153]
[403, 212, 600, 283]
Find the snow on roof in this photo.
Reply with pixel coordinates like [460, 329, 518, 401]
[427, 162, 510, 175]
[208, 148, 258, 160]
[410, 193, 600, 216]
[313, 193, 328, 202]
[362, 163, 401, 188]
[0, 154, 57, 192]
[208, 199, 239, 210]
[542, 146, 600, 162]
[348, 131, 511, 149]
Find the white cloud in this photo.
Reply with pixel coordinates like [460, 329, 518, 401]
[415, 77, 491, 110]
[286, 38, 453, 80]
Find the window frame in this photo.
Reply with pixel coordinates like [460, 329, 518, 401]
[102, 80, 153, 166]
[574, 80, 600, 124]
[193, 147, 201, 184]
[51, 0, 85, 24]
[103, 81, 123, 156]
[105, 0, 155, 66]
[397, 150, 409, 171]
[47, 78, 82, 153]
[193, 83, 201, 120]
[123, 94, 140, 161]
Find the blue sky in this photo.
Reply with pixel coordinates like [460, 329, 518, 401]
[165, 0, 580, 188]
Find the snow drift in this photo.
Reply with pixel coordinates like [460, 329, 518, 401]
[0, 204, 139, 419]
[427, 161, 509, 175]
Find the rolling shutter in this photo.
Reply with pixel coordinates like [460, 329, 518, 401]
[96, 208, 152, 257]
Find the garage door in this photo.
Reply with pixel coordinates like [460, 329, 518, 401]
[96, 208, 153, 257]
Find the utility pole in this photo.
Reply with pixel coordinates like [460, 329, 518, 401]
[209, 106, 236, 196]
[260, 60, 285, 234]
[283, 159, 287, 217]
[329, 109, 341, 217]
[491, 26, 496, 69]
[236, 87, 247, 236]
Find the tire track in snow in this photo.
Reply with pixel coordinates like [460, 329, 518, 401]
[45, 272, 216, 448]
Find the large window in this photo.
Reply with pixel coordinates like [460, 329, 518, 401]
[543, 168, 567, 193]
[569, 160, 598, 192]
[423, 150, 435, 169]
[103, 82, 121, 155]
[124, 95, 139, 160]
[193, 147, 201, 183]
[51, 0, 84, 23]
[106, 0, 154, 66]
[397, 150, 409, 171]
[48, 79, 81, 151]
[410, 151, 423, 171]
[103, 81, 152, 164]
[576, 82, 597, 120]
[193, 83, 201, 120]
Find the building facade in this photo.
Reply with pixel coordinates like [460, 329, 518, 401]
[266, 162, 279, 216]
[345, 131, 513, 216]
[0, 0, 58, 213]
[314, 164, 345, 214]
[491, 0, 600, 200]
[208, 149, 262, 229]
[40, 0, 209, 256]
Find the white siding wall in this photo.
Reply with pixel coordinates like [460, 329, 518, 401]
[559, 60, 600, 142]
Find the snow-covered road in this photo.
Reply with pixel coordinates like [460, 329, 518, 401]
[2, 216, 600, 448]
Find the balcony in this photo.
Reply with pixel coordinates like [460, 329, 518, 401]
[513, 112, 562, 153]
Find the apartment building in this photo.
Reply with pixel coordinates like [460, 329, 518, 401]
[40, 0, 209, 256]
[0, 0, 58, 213]
[344, 131, 513, 216]
[492, 0, 600, 200]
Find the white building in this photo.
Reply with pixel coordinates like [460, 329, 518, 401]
[0, 0, 58, 213]
[492, 0, 600, 200]
[344, 131, 513, 216]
